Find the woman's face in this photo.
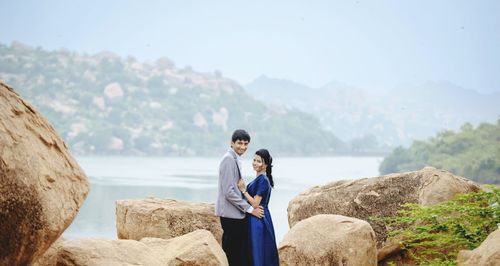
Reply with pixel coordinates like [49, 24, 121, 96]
[252, 154, 267, 173]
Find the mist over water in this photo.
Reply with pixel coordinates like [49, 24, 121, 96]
[65, 156, 382, 243]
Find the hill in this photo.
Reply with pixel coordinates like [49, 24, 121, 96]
[0, 42, 344, 156]
[245, 76, 500, 150]
[379, 120, 500, 184]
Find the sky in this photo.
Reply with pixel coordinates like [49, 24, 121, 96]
[1, 0, 499, 93]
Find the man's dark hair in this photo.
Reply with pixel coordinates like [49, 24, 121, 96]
[231, 129, 251, 143]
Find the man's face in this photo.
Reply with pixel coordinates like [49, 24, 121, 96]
[231, 139, 249, 156]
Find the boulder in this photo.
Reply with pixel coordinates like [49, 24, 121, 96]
[377, 237, 402, 262]
[457, 229, 500, 266]
[56, 238, 164, 266]
[279, 214, 377, 266]
[140, 229, 228, 265]
[376, 236, 414, 265]
[0, 81, 89, 265]
[287, 167, 480, 245]
[32, 238, 65, 266]
[33, 230, 227, 266]
[116, 197, 223, 243]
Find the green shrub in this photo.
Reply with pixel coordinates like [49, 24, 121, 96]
[382, 186, 500, 265]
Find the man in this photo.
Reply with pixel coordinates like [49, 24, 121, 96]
[215, 129, 264, 266]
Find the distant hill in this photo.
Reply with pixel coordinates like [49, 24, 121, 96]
[245, 76, 500, 148]
[0, 42, 344, 156]
[379, 120, 500, 184]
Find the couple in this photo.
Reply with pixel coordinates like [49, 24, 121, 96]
[215, 129, 279, 266]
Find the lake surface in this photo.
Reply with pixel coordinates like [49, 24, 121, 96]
[65, 156, 382, 243]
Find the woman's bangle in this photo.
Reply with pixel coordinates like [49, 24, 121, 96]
[241, 190, 246, 194]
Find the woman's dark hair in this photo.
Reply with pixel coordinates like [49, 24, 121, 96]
[255, 149, 274, 188]
[231, 129, 251, 143]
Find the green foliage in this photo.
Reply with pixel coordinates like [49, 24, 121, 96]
[380, 120, 500, 184]
[382, 186, 500, 265]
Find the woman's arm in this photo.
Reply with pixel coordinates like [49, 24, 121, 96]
[243, 192, 262, 209]
[238, 179, 263, 208]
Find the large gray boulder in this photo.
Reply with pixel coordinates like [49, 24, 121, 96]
[287, 167, 480, 245]
[116, 197, 223, 243]
[0, 81, 89, 265]
[279, 214, 377, 266]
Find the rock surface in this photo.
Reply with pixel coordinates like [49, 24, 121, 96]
[116, 197, 223, 243]
[32, 230, 227, 266]
[0, 81, 89, 265]
[56, 238, 164, 266]
[287, 167, 480, 245]
[457, 229, 500, 266]
[376, 236, 414, 266]
[140, 229, 228, 265]
[32, 237, 65, 266]
[279, 214, 377, 266]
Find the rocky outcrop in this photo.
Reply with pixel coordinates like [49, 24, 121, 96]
[376, 236, 414, 265]
[287, 167, 480, 245]
[279, 214, 377, 266]
[457, 229, 500, 266]
[140, 230, 228, 265]
[32, 230, 227, 266]
[116, 197, 223, 243]
[377, 237, 402, 262]
[55, 238, 164, 266]
[0, 81, 89, 265]
[32, 238, 65, 266]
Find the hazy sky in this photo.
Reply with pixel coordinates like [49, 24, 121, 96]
[1, 0, 499, 92]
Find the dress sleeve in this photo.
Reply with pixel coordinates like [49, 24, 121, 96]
[255, 176, 270, 197]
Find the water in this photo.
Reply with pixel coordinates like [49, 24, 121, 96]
[65, 156, 382, 244]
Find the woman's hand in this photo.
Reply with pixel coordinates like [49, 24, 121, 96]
[238, 178, 246, 192]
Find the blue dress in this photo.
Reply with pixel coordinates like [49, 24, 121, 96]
[246, 174, 279, 266]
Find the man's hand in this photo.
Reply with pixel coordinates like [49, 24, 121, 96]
[250, 206, 264, 219]
[238, 178, 246, 192]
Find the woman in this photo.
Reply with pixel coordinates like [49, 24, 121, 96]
[238, 149, 279, 266]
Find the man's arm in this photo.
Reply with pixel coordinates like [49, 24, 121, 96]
[219, 156, 252, 212]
